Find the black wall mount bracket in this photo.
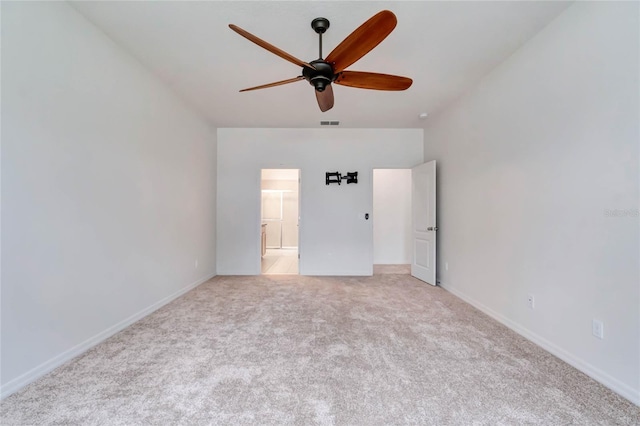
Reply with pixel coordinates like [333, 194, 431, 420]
[343, 172, 358, 184]
[326, 172, 341, 185]
[325, 171, 358, 185]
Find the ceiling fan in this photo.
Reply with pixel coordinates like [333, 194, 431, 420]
[229, 10, 412, 113]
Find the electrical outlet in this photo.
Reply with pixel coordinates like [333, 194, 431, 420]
[445, 262, 449, 271]
[527, 294, 535, 309]
[592, 319, 604, 339]
[195, 259, 199, 269]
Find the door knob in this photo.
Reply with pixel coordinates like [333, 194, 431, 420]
[427, 226, 438, 231]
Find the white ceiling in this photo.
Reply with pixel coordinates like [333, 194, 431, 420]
[71, 1, 570, 129]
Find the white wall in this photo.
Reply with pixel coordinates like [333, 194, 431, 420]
[373, 169, 412, 264]
[423, 2, 639, 403]
[1, 2, 217, 397]
[217, 129, 423, 275]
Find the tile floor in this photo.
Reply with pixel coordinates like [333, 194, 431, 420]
[261, 248, 298, 274]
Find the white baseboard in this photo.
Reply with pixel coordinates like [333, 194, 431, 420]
[0, 272, 216, 400]
[439, 281, 640, 406]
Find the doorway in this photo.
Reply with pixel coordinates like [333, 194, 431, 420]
[261, 169, 299, 274]
[372, 164, 437, 284]
[372, 169, 412, 275]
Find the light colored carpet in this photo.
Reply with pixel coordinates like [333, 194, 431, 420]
[373, 264, 411, 275]
[1, 274, 638, 425]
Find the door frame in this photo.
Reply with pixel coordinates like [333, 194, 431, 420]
[258, 168, 301, 274]
[371, 164, 437, 284]
[371, 167, 413, 271]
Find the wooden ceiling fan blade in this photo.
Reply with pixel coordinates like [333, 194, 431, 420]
[239, 76, 304, 92]
[335, 71, 412, 91]
[229, 24, 315, 70]
[316, 84, 334, 112]
[325, 10, 397, 73]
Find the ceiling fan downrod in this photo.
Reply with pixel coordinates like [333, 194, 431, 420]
[311, 17, 330, 59]
[307, 17, 334, 92]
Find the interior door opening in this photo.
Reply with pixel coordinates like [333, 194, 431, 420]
[372, 169, 412, 275]
[260, 169, 300, 275]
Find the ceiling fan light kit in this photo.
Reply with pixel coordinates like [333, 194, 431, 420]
[229, 10, 413, 112]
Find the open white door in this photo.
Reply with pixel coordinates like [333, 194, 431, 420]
[411, 161, 437, 285]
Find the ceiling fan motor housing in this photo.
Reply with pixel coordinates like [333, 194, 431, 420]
[303, 60, 335, 92]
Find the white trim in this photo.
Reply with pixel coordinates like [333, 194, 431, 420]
[439, 281, 640, 406]
[0, 272, 216, 400]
